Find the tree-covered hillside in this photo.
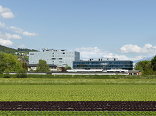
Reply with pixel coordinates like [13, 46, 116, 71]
[0, 45, 37, 54]
[0, 45, 17, 53]
[0, 45, 38, 63]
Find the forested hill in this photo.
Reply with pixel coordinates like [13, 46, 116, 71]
[0, 45, 37, 54]
[17, 48, 38, 53]
[0, 45, 17, 53]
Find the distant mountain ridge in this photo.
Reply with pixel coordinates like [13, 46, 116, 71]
[133, 56, 153, 63]
[0, 45, 37, 54]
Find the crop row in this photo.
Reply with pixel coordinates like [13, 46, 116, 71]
[0, 85, 155, 101]
[0, 111, 156, 116]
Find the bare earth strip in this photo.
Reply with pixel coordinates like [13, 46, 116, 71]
[0, 101, 156, 111]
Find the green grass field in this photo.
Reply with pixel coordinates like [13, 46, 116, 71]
[0, 78, 156, 101]
[0, 77, 156, 115]
[1, 77, 156, 85]
[0, 84, 156, 101]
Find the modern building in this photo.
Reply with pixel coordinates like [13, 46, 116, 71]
[29, 49, 80, 68]
[28, 49, 134, 72]
[73, 58, 133, 70]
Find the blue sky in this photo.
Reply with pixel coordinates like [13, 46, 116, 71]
[0, 0, 156, 60]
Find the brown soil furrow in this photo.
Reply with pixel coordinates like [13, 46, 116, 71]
[0, 101, 156, 111]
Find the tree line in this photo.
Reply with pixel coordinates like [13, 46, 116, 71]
[0, 52, 24, 73]
[0, 52, 49, 74]
[1, 51, 156, 75]
[0, 52, 27, 78]
[135, 56, 156, 75]
[0, 52, 71, 75]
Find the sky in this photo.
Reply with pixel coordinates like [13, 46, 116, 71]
[0, 0, 156, 61]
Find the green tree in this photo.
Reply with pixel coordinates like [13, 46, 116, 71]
[65, 65, 71, 70]
[0, 52, 22, 74]
[36, 60, 49, 72]
[151, 56, 156, 71]
[135, 60, 153, 75]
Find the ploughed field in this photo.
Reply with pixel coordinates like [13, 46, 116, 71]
[0, 77, 156, 101]
[0, 77, 156, 114]
[1, 111, 156, 116]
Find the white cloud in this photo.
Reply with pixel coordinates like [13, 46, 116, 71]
[75, 47, 129, 60]
[75, 47, 148, 61]
[0, 5, 37, 46]
[120, 44, 141, 53]
[0, 22, 38, 37]
[10, 26, 38, 37]
[23, 31, 37, 36]
[0, 21, 38, 46]
[0, 32, 21, 39]
[0, 32, 21, 46]
[0, 39, 13, 46]
[9, 26, 23, 33]
[0, 5, 14, 19]
[0, 22, 6, 28]
[120, 44, 156, 54]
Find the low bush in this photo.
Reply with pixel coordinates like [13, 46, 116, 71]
[25, 74, 156, 79]
[3, 74, 11, 78]
[16, 69, 27, 78]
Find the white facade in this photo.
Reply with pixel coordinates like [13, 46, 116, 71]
[29, 49, 80, 68]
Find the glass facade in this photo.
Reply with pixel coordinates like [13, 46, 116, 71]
[73, 60, 133, 70]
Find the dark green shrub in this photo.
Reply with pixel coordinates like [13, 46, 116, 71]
[3, 74, 11, 78]
[16, 69, 27, 78]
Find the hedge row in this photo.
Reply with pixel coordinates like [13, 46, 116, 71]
[0, 74, 156, 79]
